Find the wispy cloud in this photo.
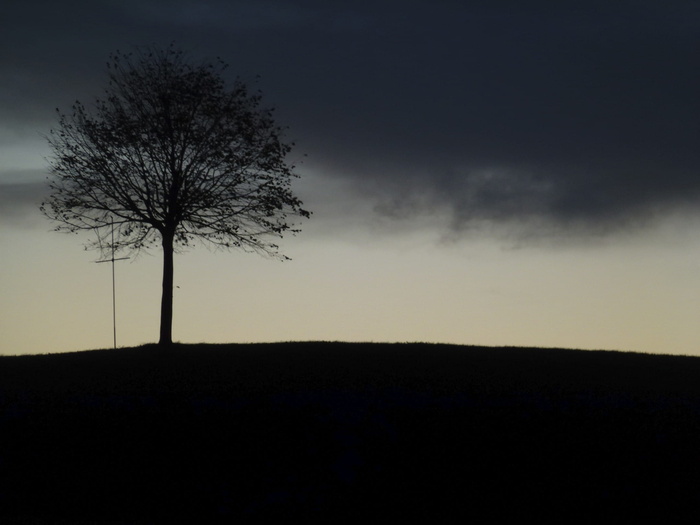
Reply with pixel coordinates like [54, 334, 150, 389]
[0, 178, 49, 227]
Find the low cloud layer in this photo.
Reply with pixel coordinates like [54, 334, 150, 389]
[0, 180, 49, 228]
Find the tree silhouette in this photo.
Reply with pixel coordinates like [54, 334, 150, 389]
[42, 45, 311, 346]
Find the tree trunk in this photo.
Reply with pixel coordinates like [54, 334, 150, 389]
[159, 231, 174, 346]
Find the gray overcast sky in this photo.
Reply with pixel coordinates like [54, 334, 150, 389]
[2, 0, 699, 241]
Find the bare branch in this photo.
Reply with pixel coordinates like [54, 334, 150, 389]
[42, 44, 311, 344]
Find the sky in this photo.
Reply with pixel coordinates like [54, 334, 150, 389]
[2, 0, 700, 356]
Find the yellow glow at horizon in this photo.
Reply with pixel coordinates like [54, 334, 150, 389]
[3, 207, 699, 356]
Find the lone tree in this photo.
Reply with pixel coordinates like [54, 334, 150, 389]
[42, 46, 311, 346]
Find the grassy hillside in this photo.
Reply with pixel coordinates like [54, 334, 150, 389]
[2, 342, 700, 522]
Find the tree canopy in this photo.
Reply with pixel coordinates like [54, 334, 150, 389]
[42, 45, 311, 345]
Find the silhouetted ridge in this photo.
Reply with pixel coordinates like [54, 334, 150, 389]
[2, 342, 699, 522]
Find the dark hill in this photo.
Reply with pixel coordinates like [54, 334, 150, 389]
[2, 342, 700, 522]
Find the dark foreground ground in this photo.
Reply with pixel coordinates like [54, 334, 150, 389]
[2, 342, 700, 523]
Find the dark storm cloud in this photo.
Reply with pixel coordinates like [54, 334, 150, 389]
[283, 0, 700, 235]
[2, 0, 699, 238]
